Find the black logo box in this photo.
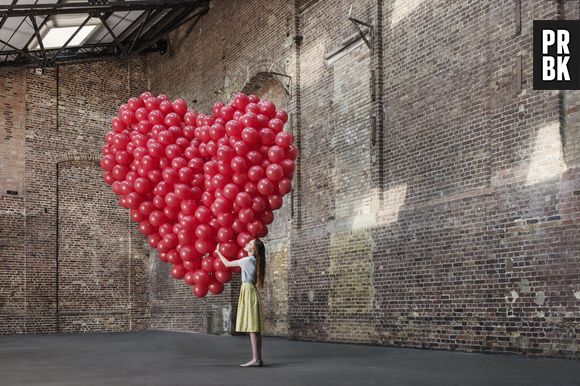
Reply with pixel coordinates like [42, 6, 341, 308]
[533, 20, 580, 90]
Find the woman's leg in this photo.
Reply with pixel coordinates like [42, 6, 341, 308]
[241, 333, 260, 366]
[249, 332, 259, 361]
[257, 333, 262, 362]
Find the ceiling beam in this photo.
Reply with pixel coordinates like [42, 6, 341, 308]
[53, 15, 92, 60]
[0, 42, 159, 68]
[29, 15, 46, 61]
[0, 0, 18, 30]
[0, 1, 209, 17]
[135, 5, 207, 54]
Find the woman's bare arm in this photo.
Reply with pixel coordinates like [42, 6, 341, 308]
[215, 244, 240, 267]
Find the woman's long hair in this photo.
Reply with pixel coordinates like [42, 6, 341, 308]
[254, 239, 266, 289]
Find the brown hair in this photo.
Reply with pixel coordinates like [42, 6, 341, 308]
[253, 239, 266, 289]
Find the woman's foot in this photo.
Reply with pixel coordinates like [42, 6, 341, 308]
[240, 359, 263, 367]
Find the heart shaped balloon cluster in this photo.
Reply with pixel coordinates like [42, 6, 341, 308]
[100, 91, 297, 298]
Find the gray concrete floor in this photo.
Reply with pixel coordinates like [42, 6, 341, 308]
[0, 331, 579, 386]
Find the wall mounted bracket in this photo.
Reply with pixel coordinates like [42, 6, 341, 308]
[347, 5, 373, 50]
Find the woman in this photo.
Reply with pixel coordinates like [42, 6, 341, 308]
[215, 239, 266, 367]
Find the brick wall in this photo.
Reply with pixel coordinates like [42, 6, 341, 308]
[288, 0, 579, 358]
[0, 58, 150, 334]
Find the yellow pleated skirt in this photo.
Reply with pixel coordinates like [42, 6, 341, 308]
[236, 282, 264, 333]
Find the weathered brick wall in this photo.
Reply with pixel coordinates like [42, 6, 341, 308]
[369, 0, 579, 358]
[0, 70, 26, 196]
[0, 58, 150, 334]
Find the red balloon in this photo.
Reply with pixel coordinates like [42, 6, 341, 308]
[126, 192, 145, 209]
[184, 271, 197, 285]
[275, 131, 294, 147]
[159, 222, 174, 237]
[232, 172, 248, 186]
[256, 114, 270, 129]
[280, 159, 296, 177]
[257, 178, 275, 195]
[258, 100, 276, 118]
[217, 212, 235, 227]
[276, 110, 289, 123]
[241, 127, 259, 144]
[100, 154, 116, 171]
[265, 163, 284, 181]
[209, 124, 226, 140]
[179, 245, 198, 261]
[245, 102, 260, 114]
[208, 280, 224, 295]
[268, 117, 284, 132]
[177, 229, 195, 245]
[140, 200, 156, 216]
[259, 210, 274, 225]
[233, 93, 249, 110]
[236, 232, 254, 247]
[278, 178, 292, 195]
[179, 200, 196, 216]
[171, 264, 186, 279]
[112, 164, 129, 181]
[162, 233, 178, 249]
[268, 145, 285, 163]
[285, 144, 298, 160]
[195, 224, 214, 240]
[247, 220, 264, 236]
[219, 242, 238, 258]
[217, 227, 234, 242]
[194, 239, 210, 254]
[223, 183, 239, 200]
[164, 192, 181, 208]
[269, 195, 283, 210]
[233, 140, 249, 156]
[231, 218, 245, 233]
[193, 284, 208, 298]
[213, 257, 228, 272]
[148, 233, 162, 248]
[134, 177, 152, 194]
[184, 256, 202, 271]
[244, 181, 258, 195]
[111, 116, 126, 132]
[131, 209, 145, 222]
[248, 165, 265, 182]
[215, 269, 232, 284]
[251, 196, 268, 212]
[235, 192, 252, 208]
[153, 195, 166, 209]
[220, 105, 235, 120]
[201, 257, 215, 272]
[256, 224, 268, 238]
[194, 206, 211, 223]
[194, 270, 210, 286]
[166, 249, 181, 264]
[173, 99, 188, 115]
[149, 210, 167, 227]
[231, 156, 248, 173]
[239, 208, 255, 223]
[259, 128, 276, 145]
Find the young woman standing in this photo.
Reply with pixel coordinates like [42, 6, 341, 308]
[215, 239, 266, 367]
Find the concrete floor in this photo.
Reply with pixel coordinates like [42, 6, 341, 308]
[0, 331, 579, 386]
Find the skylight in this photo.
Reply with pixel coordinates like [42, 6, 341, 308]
[40, 25, 97, 49]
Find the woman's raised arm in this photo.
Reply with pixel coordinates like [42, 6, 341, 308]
[215, 243, 240, 268]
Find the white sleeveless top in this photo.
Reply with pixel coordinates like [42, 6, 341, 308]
[238, 255, 256, 284]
